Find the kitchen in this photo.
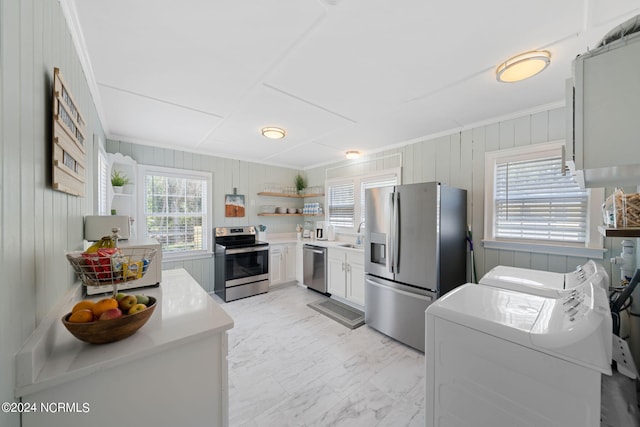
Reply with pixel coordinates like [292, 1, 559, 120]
[3, 1, 640, 426]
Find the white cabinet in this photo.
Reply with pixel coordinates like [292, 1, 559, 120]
[295, 242, 304, 284]
[269, 243, 297, 286]
[327, 248, 365, 306]
[328, 249, 347, 298]
[570, 32, 640, 187]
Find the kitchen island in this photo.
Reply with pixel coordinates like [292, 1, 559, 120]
[15, 268, 233, 427]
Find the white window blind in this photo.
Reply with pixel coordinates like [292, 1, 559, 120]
[328, 181, 355, 228]
[327, 168, 400, 230]
[494, 155, 588, 243]
[360, 174, 398, 224]
[141, 168, 211, 256]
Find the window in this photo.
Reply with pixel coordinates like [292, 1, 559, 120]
[484, 142, 604, 257]
[138, 165, 212, 259]
[97, 149, 110, 215]
[327, 168, 400, 231]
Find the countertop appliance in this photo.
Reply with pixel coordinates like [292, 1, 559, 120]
[303, 244, 327, 294]
[84, 215, 131, 241]
[85, 238, 162, 295]
[479, 260, 609, 298]
[214, 226, 269, 302]
[364, 182, 467, 352]
[425, 280, 625, 427]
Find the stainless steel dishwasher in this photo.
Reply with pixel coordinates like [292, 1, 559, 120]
[303, 244, 327, 294]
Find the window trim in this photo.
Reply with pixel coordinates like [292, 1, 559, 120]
[325, 167, 401, 233]
[483, 141, 604, 258]
[137, 164, 213, 260]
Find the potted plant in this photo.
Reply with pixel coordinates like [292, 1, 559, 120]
[111, 170, 129, 193]
[295, 173, 306, 195]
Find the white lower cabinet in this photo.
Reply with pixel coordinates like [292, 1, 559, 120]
[270, 243, 297, 286]
[327, 248, 365, 306]
[295, 242, 304, 284]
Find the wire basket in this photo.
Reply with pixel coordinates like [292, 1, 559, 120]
[66, 247, 157, 287]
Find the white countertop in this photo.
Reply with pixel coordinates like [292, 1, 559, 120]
[15, 268, 234, 398]
[264, 234, 364, 252]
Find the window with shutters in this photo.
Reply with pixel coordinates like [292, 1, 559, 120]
[327, 168, 400, 231]
[484, 142, 604, 257]
[137, 165, 212, 259]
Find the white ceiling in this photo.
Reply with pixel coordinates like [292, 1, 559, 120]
[64, 0, 640, 169]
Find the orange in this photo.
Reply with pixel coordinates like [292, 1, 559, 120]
[72, 300, 95, 314]
[68, 309, 94, 323]
[92, 298, 118, 318]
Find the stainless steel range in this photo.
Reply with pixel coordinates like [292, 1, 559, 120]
[214, 226, 270, 302]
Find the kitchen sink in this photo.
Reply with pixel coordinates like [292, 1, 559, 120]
[338, 243, 363, 249]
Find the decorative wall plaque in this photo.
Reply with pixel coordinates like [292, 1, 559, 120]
[52, 67, 86, 196]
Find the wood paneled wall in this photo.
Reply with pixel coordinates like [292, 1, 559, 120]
[105, 140, 305, 292]
[308, 107, 625, 284]
[1, 0, 105, 425]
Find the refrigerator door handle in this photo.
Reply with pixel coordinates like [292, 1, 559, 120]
[393, 191, 400, 274]
[366, 276, 434, 302]
[389, 192, 395, 274]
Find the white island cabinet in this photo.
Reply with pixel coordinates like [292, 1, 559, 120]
[15, 269, 234, 427]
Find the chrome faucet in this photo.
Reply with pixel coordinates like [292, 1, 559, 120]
[356, 221, 365, 245]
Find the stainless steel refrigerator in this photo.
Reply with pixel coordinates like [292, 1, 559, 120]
[364, 182, 467, 352]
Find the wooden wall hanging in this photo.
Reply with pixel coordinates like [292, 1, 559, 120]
[52, 67, 86, 196]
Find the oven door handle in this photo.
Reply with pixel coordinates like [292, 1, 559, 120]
[226, 246, 269, 254]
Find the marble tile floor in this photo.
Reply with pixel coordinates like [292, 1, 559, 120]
[215, 283, 425, 427]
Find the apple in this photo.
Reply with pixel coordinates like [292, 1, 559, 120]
[98, 308, 122, 321]
[135, 294, 150, 305]
[118, 294, 137, 311]
[115, 293, 127, 301]
[128, 304, 147, 315]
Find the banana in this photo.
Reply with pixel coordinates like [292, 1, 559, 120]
[85, 236, 115, 253]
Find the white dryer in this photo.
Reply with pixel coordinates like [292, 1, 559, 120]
[425, 281, 612, 427]
[479, 260, 608, 298]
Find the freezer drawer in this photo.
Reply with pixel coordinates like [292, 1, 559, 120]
[365, 275, 436, 352]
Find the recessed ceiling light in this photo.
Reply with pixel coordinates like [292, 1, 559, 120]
[496, 50, 551, 83]
[261, 127, 286, 139]
[345, 150, 360, 159]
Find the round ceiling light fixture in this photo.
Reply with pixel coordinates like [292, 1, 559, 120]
[261, 127, 286, 139]
[345, 150, 361, 159]
[496, 50, 551, 83]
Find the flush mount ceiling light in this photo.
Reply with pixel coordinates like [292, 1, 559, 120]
[496, 50, 551, 83]
[345, 150, 361, 159]
[261, 127, 286, 139]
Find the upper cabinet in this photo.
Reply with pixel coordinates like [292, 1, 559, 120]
[569, 30, 640, 188]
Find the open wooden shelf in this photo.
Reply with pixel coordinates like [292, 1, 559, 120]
[258, 213, 323, 217]
[598, 226, 640, 237]
[257, 192, 324, 198]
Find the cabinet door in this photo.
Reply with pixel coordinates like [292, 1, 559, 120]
[284, 245, 297, 282]
[327, 249, 346, 297]
[347, 253, 365, 306]
[269, 247, 283, 286]
[295, 243, 304, 284]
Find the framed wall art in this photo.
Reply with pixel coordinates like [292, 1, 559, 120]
[225, 193, 245, 217]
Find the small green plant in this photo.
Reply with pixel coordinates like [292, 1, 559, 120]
[295, 173, 306, 192]
[111, 170, 130, 187]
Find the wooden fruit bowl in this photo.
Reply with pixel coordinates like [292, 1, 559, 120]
[61, 297, 157, 344]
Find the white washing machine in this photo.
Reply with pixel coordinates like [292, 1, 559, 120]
[425, 280, 612, 427]
[479, 260, 609, 298]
